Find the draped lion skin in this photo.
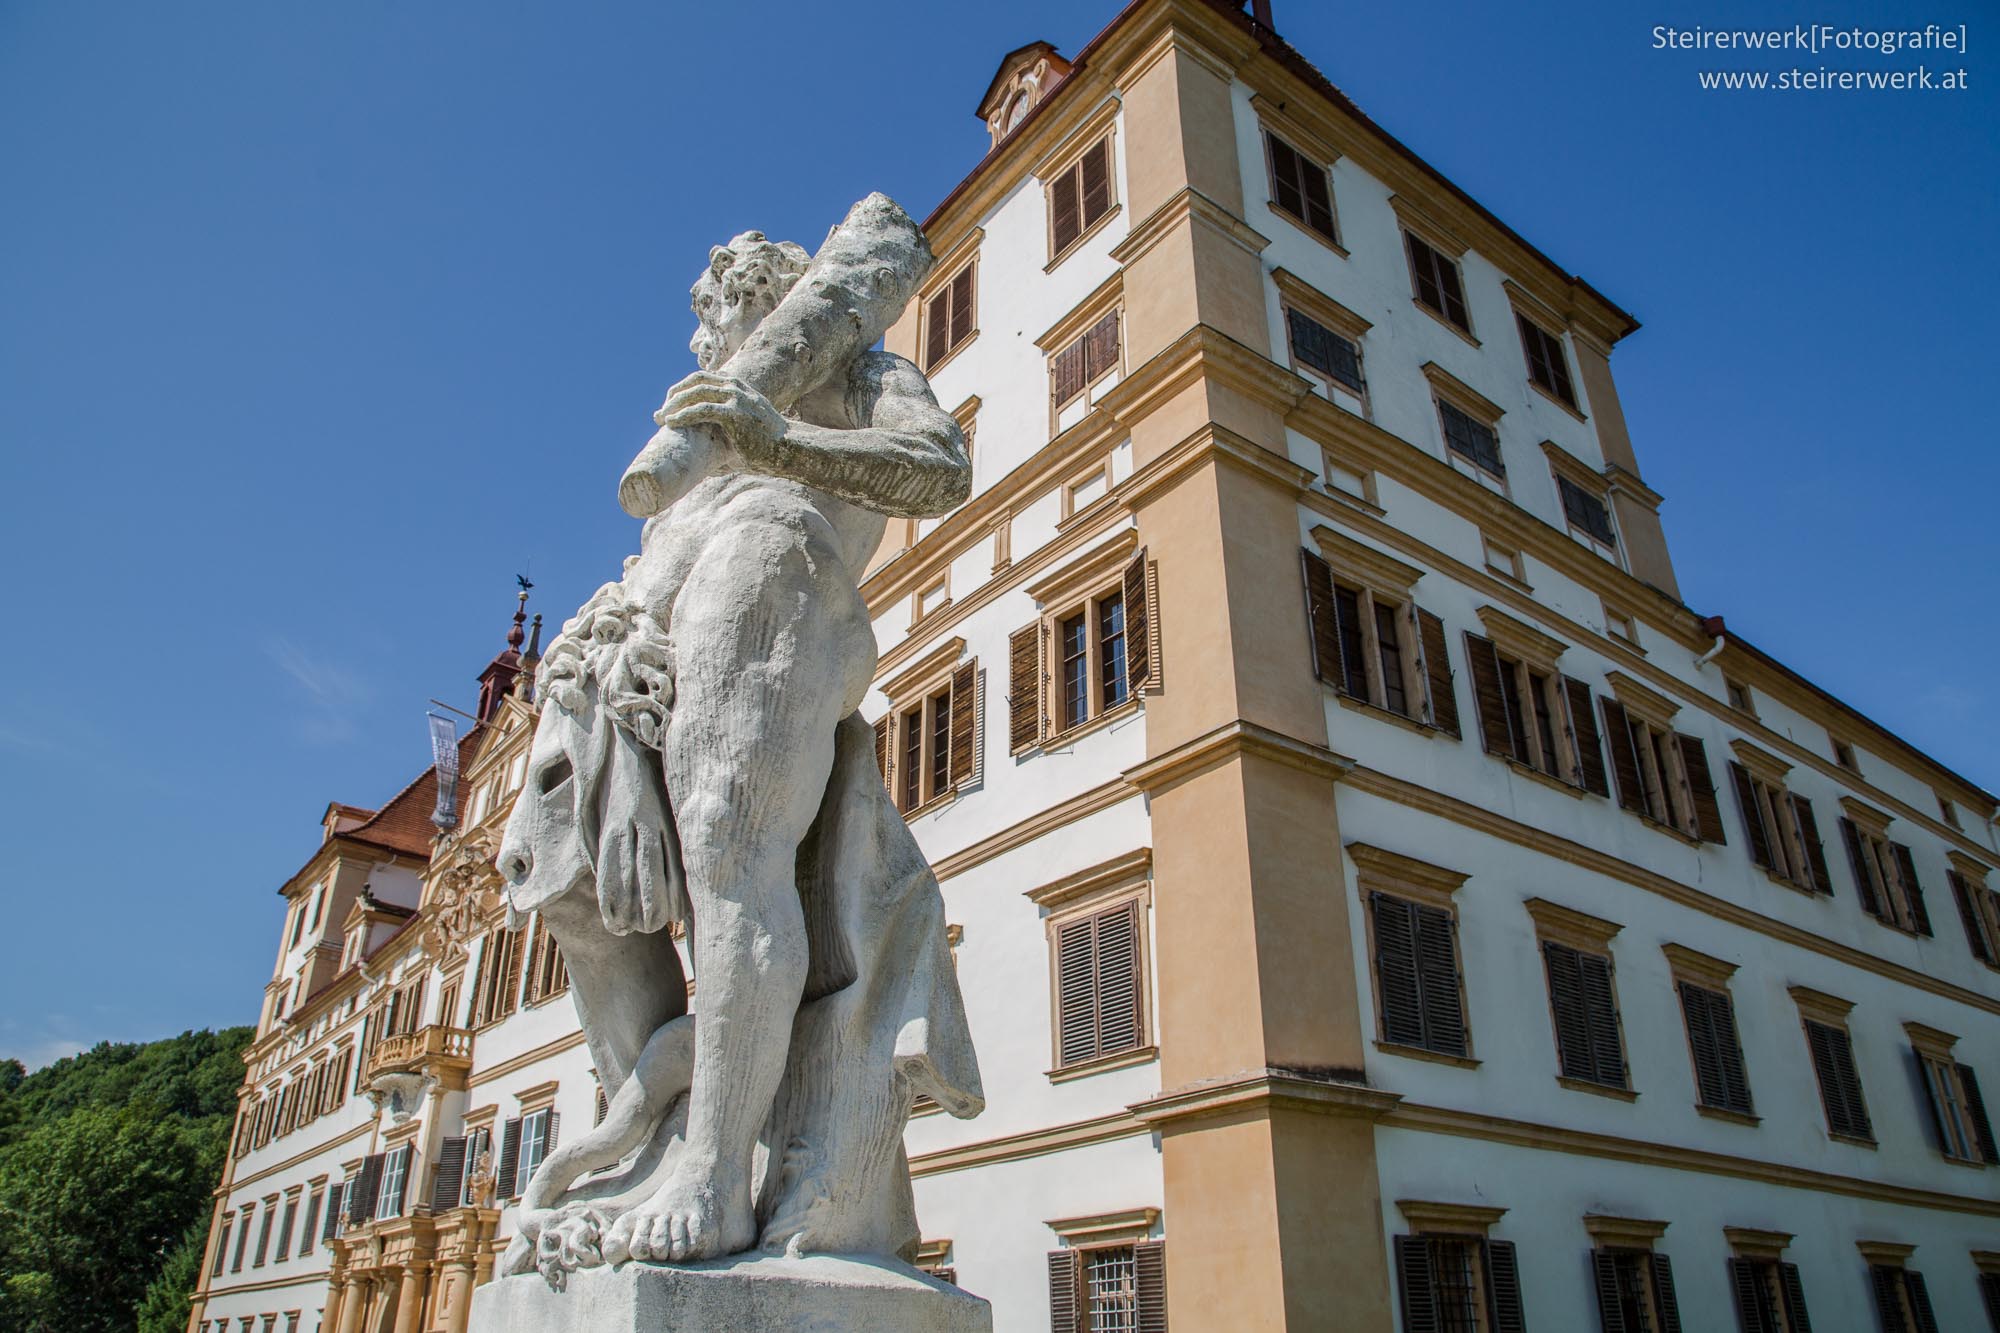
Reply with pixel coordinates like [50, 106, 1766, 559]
[492, 195, 983, 1287]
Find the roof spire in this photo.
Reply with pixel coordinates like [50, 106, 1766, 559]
[514, 613, 545, 701]
[476, 579, 533, 722]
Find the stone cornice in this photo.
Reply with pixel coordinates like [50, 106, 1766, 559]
[1108, 186, 1270, 269]
[1122, 719, 1352, 794]
[1128, 1068, 1400, 1129]
[1025, 847, 1153, 912]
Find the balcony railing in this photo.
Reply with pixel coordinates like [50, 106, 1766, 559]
[372, 1024, 473, 1073]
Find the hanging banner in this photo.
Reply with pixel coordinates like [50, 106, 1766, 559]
[428, 712, 460, 830]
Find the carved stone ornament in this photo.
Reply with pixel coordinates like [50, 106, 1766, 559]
[422, 829, 504, 963]
[472, 194, 988, 1331]
[366, 1071, 437, 1123]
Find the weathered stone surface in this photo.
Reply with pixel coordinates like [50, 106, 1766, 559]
[470, 1255, 991, 1333]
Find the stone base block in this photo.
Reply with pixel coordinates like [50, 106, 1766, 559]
[468, 1253, 992, 1333]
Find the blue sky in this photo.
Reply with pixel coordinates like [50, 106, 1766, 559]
[0, 0, 1992, 1068]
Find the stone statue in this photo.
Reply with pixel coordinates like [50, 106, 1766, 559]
[485, 194, 985, 1321]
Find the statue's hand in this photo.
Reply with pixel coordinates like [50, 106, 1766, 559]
[654, 372, 787, 462]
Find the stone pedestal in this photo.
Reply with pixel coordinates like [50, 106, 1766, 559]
[468, 1253, 992, 1333]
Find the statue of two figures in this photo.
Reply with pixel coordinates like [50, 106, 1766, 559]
[489, 194, 984, 1298]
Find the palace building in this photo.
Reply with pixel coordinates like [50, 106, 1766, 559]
[186, 2, 2000, 1331]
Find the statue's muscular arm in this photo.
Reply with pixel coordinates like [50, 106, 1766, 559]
[654, 352, 970, 519]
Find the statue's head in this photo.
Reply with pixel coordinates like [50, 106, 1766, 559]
[688, 230, 811, 370]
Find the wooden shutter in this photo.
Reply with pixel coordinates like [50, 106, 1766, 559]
[1124, 547, 1154, 693]
[1302, 550, 1341, 685]
[1958, 1063, 1999, 1162]
[1599, 698, 1645, 814]
[1979, 1272, 2000, 1331]
[1869, 1267, 1907, 1333]
[274, 1199, 295, 1261]
[1079, 139, 1111, 230]
[1048, 1249, 1081, 1333]
[1051, 168, 1082, 256]
[496, 1117, 522, 1200]
[351, 1154, 384, 1224]
[948, 660, 979, 786]
[1729, 1258, 1777, 1333]
[1134, 1239, 1167, 1333]
[1413, 902, 1466, 1057]
[1484, 1239, 1526, 1333]
[1891, 843, 1933, 935]
[1791, 796, 1834, 894]
[1677, 735, 1726, 843]
[1903, 1271, 1938, 1333]
[1777, 1262, 1813, 1333]
[546, 1110, 561, 1157]
[1372, 893, 1425, 1049]
[873, 715, 891, 788]
[1094, 901, 1143, 1055]
[1055, 917, 1098, 1067]
[1564, 678, 1607, 795]
[1464, 633, 1513, 758]
[948, 265, 974, 349]
[1650, 1252, 1683, 1333]
[1806, 1021, 1870, 1139]
[924, 289, 950, 371]
[1051, 338, 1086, 406]
[1008, 623, 1042, 752]
[1592, 1251, 1628, 1333]
[1084, 308, 1120, 381]
[1331, 586, 1367, 698]
[1394, 1235, 1440, 1333]
[1544, 941, 1593, 1081]
[1418, 610, 1460, 738]
[1578, 950, 1626, 1087]
[1680, 982, 1726, 1109]
[1730, 763, 1774, 869]
[322, 1183, 343, 1240]
[298, 1192, 320, 1255]
[1839, 818, 1884, 918]
[1951, 872, 1996, 964]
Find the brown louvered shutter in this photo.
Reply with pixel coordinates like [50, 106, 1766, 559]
[1729, 763, 1773, 869]
[1055, 917, 1098, 1067]
[545, 1110, 561, 1157]
[321, 1183, 343, 1240]
[1651, 1252, 1683, 1333]
[1578, 950, 1626, 1086]
[1777, 1263, 1812, 1332]
[1729, 1258, 1777, 1333]
[1414, 902, 1466, 1057]
[873, 715, 891, 787]
[501, 928, 524, 1014]
[1079, 139, 1111, 230]
[1678, 735, 1726, 843]
[1591, 1251, 1627, 1333]
[430, 1136, 467, 1214]
[948, 660, 978, 786]
[1950, 873, 1996, 964]
[1891, 843, 1933, 935]
[924, 290, 951, 370]
[1051, 338, 1087, 405]
[1563, 678, 1606, 795]
[1008, 623, 1042, 752]
[1124, 547, 1153, 693]
[1048, 1249, 1081, 1333]
[1463, 633, 1513, 758]
[1484, 1239, 1525, 1333]
[1372, 893, 1424, 1048]
[1301, 550, 1341, 684]
[1394, 1235, 1440, 1333]
[1084, 308, 1120, 381]
[1094, 901, 1143, 1056]
[1134, 1239, 1167, 1333]
[1599, 698, 1645, 814]
[350, 1154, 384, 1224]
[1418, 611, 1460, 738]
[1791, 796, 1833, 894]
[1806, 1020, 1870, 1139]
[1051, 168, 1082, 255]
[1983, 1272, 2000, 1330]
[1904, 1271, 1938, 1333]
[496, 1117, 522, 1199]
[948, 265, 975, 349]
[1958, 1063, 1999, 1162]
[1869, 1268, 1906, 1333]
[1543, 941, 1593, 1081]
[1838, 818, 1884, 918]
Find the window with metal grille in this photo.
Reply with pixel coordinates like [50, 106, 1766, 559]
[1085, 1246, 1138, 1333]
[1047, 1240, 1165, 1333]
[1405, 231, 1470, 331]
[1869, 1263, 1942, 1333]
[1728, 1256, 1811, 1333]
[1286, 307, 1363, 393]
[1265, 130, 1337, 243]
[1592, 1248, 1684, 1333]
[1395, 1234, 1525, 1333]
[1438, 399, 1504, 476]
[1517, 312, 1578, 407]
[1053, 899, 1145, 1070]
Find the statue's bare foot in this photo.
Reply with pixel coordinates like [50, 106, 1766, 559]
[611, 1159, 754, 1264]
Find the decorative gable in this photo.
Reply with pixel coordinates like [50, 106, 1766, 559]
[977, 41, 1073, 148]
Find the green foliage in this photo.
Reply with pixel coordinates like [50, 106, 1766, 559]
[0, 1027, 251, 1333]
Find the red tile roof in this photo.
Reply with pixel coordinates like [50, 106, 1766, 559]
[340, 728, 484, 857]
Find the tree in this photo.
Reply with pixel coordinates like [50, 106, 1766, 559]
[136, 1221, 209, 1333]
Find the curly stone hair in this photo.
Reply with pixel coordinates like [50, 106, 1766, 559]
[688, 230, 811, 370]
[536, 569, 674, 749]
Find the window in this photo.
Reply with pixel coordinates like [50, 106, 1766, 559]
[212, 1215, 232, 1277]
[1604, 606, 1640, 648]
[914, 1239, 956, 1286]
[510, 1106, 559, 1199]
[1556, 473, 1618, 551]
[874, 653, 979, 811]
[1938, 795, 1962, 829]
[1394, 1219, 1524, 1333]
[1264, 129, 1337, 243]
[274, 1195, 297, 1261]
[1050, 307, 1120, 419]
[346, 1154, 385, 1227]
[375, 1144, 412, 1219]
[1979, 1266, 2000, 1331]
[523, 913, 569, 1006]
[1862, 1247, 1942, 1333]
[1483, 536, 1524, 583]
[1352, 845, 1470, 1062]
[1405, 230, 1470, 332]
[1728, 1251, 1812, 1333]
[1591, 1247, 1683, 1333]
[1832, 735, 1859, 772]
[1950, 867, 2000, 967]
[1440, 399, 1503, 477]
[1287, 307, 1362, 393]
[437, 980, 461, 1030]
[1726, 676, 1755, 714]
[1463, 624, 1602, 791]
[922, 259, 976, 372]
[1516, 311, 1578, 407]
[461, 1126, 492, 1207]
[471, 926, 525, 1027]
[1010, 543, 1155, 753]
[1052, 899, 1145, 1071]
[253, 1198, 275, 1266]
[1836, 806, 1932, 936]
[1302, 542, 1459, 737]
[1792, 987, 1871, 1142]
[1543, 940, 1627, 1091]
[1908, 1024, 1998, 1166]
[322, 1182, 343, 1242]
[298, 1188, 322, 1257]
[1676, 978, 1754, 1117]
[1048, 134, 1115, 261]
[1728, 754, 1833, 894]
[1600, 687, 1726, 842]
[1046, 1238, 1165, 1333]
